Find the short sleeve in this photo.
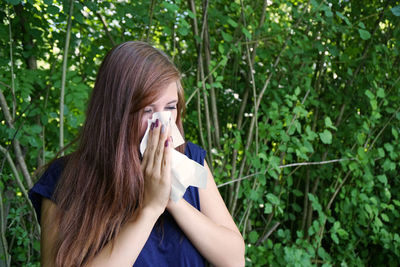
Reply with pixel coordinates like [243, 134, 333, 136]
[182, 142, 207, 211]
[28, 159, 64, 223]
[184, 142, 206, 166]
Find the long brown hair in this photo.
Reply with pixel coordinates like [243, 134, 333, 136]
[52, 41, 185, 266]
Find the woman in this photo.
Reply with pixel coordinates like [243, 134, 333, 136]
[29, 41, 245, 266]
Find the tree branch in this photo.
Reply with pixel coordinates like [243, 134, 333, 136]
[218, 158, 354, 188]
[0, 89, 32, 188]
[0, 145, 40, 234]
[96, 12, 116, 46]
[257, 222, 280, 245]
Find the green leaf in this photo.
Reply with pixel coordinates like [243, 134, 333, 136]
[336, 11, 351, 26]
[347, 67, 353, 75]
[163, 2, 179, 12]
[306, 126, 318, 141]
[325, 10, 333, 17]
[324, 117, 337, 130]
[258, 152, 267, 161]
[6, 0, 21, 5]
[163, 26, 172, 35]
[358, 29, 371, 40]
[294, 86, 301, 96]
[393, 200, 400, 207]
[381, 213, 390, 222]
[382, 159, 396, 171]
[186, 10, 195, 19]
[30, 125, 42, 134]
[33, 240, 40, 252]
[218, 44, 224, 54]
[47, 5, 60, 15]
[377, 148, 385, 157]
[292, 189, 303, 197]
[377, 174, 387, 184]
[249, 230, 259, 243]
[391, 5, 400, 16]
[241, 27, 252, 40]
[28, 137, 39, 147]
[227, 18, 238, 27]
[392, 127, 399, 139]
[266, 193, 280, 205]
[319, 130, 332, 144]
[221, 31, 233, 42]
[178, 26, 189, 36]
[264, 203, 273, 214]
[377, 88, 385, 98]
[357, 147, 367, 161]
[365, 89, 374, 99]
[331, 233, 339, 244]
[308, 193, 322, 212]
[384, 143, 394, 152]
[337, 229, 348, 238]
[250, 189, 259, 201]
[268, 169, 278, 179]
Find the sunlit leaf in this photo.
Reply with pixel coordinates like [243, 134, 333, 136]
[358, 29, 371, 40]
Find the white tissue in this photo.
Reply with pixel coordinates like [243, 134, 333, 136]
[140, 111, 207, 202]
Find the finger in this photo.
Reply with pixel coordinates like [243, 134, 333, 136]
[161, 136, 172, 181]
[144, 119, 161, 169]
[141, 123, 154, 167]
[141, 122, 154, 170]
[153, 122, 170, 176]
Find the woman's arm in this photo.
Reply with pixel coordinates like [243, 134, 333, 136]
[41, 198, 161, 267]
[167, 161, 245, 267]
[41, 120, 172, 267]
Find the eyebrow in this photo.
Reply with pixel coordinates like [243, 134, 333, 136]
[148, 100, 178, 107]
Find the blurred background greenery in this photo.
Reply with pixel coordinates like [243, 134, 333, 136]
[1, 0, 400, 266]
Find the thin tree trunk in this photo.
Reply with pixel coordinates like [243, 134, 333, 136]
[146, 0, 157, 42]
[187, 0, 214, 167]
[0, 188, 10, 267]
[202, 0, 220, 148]
[60, 0, 74, 154]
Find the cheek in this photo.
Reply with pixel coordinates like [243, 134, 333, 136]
[139, 114, 152, 140]
[172, 110, 178, 124]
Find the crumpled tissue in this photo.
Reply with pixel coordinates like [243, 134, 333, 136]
[140, 111, 207, 202]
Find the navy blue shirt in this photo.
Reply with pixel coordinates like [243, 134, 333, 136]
[29, 142, 206, 267]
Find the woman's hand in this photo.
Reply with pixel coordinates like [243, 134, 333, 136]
[141, 119, 172, 217]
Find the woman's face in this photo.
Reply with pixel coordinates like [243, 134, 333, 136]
[140, 81, 179, 139]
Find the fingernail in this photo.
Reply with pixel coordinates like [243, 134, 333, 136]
[161, 124, 165, 133]
[150, 122, 155, 130]
[155, 119, 159, 128]
[165, 139, 169, 147]
[170, 136, 173, 143]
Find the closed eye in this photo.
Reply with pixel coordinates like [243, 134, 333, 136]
[165, 106, 177, 110]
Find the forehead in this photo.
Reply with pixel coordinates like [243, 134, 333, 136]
[150, 81, 178, 105]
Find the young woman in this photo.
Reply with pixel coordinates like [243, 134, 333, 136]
[29, 41, 245, 267]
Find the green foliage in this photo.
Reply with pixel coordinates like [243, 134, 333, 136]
[1, 0, 400, 266]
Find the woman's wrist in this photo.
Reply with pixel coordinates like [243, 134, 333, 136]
[139, 204, 164, 222]
[166, 198, 186, 215]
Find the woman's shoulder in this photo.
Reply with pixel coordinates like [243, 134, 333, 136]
[28, 157, 66, 222]
[184, 142, 206, 166]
